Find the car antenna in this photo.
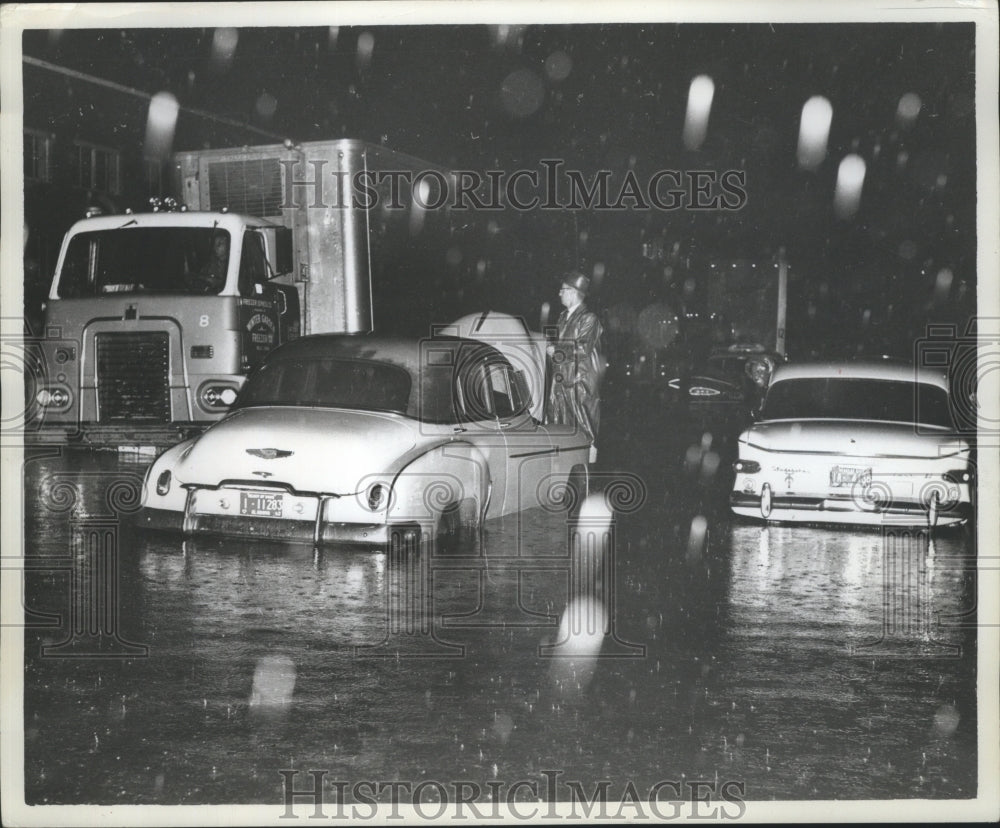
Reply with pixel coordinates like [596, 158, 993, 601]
[474, 310, 492, 333]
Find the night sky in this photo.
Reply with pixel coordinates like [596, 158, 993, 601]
[21, 20, 979, 357]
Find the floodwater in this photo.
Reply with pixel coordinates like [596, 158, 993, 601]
[19, 403, 978, 809]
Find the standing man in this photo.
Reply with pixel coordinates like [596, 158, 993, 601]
[546, 271, 604, 463]
[190, 231, 230, 294]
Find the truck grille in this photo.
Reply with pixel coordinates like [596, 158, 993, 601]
[207, 157, 284, 217]
[96, 333, 170, 423]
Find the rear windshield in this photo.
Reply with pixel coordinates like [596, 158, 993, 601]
[57, 227, 231, 297]
[761, 377, 953, 428]
[236, 358, 412, 415]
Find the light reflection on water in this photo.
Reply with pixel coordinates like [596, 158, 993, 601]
[719, 524, 976, 798]
[22, 447, 977, 805]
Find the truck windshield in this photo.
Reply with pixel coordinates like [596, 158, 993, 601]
[761, 378, 953, 428]
[57, 227, 231, 297]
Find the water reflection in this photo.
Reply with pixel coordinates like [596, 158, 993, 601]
[21, 446, 978, 804]
[727, 524, 970, 655]
[720, 523, 976, 797]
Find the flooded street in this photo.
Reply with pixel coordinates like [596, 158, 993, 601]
[20, 404, 978, 808]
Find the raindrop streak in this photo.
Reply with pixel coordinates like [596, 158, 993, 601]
[211, 28, 239, 72]
[144, 92, 178, 161]
[687, 515, 708, 562]
[356, 32, 375, 71]
[896, 92, 922, 128]
[548, 598, 607, 693]
[934, 268, 954, 304]
[834, 154, 866, 219]
[591, 262, 606, 289]
[683, 75, 714, 151]
[409, 178, 430, 236]
[798, 96, 833, 170]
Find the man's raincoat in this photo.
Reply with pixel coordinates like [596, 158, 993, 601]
[546, 302, 603, 445]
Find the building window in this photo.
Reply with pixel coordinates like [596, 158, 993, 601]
[74, 141, 121, 195]
[24, 130, 52, 182]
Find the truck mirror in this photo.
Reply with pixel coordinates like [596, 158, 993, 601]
[273, 227, 293, 277]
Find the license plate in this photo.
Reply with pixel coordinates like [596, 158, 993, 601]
[830, 465, 871, 488]
[240, 491, 283, 517]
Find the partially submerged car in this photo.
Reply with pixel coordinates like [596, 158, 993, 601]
[730, 361, 973, 527]
[139, 334, 592, 546]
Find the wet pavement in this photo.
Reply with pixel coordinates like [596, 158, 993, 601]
[19, 397, 978, 808]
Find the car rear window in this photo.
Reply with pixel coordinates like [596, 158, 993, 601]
[236, 357, 412, 414]
[761, 378, 953, 428]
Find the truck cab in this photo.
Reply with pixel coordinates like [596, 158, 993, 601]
[34, 210, 296, 436]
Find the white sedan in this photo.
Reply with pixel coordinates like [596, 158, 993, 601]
[730, 361, 974, 527]
[138, 334, 592, 546]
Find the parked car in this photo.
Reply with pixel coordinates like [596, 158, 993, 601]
[667, 346, 785, 411]
[730, 361, 974, 527]
[139, 334, 592, 546]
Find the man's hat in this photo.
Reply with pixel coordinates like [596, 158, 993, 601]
[560, 271, 590, 296]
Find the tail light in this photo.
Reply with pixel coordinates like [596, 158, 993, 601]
[367, 483, 388, 511]
[734, 459, 760, 474]
[156, 470, 172, 496]
[944, 469, 972, 484]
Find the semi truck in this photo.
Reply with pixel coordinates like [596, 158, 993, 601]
[30, 139, 510, 442]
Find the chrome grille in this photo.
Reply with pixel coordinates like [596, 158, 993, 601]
[96, 332, 170, 422]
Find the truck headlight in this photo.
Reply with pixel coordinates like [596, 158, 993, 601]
[197, 382, 240, 411]
[35, 386, 72, 409]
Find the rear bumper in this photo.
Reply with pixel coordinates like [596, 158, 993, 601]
[730, 492, 972, 527]
[137, 507, 422, 546]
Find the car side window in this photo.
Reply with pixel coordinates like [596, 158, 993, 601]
[455, 352, 528, 423]
[485, 362, 514, 419]
[459, 360, 493, 421]
[509, 368, 532, 417]
[238, 231, 268, 296]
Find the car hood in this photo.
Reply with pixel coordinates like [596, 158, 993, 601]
[742, 420, 969, 459]
[173, 406, 427, 493]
